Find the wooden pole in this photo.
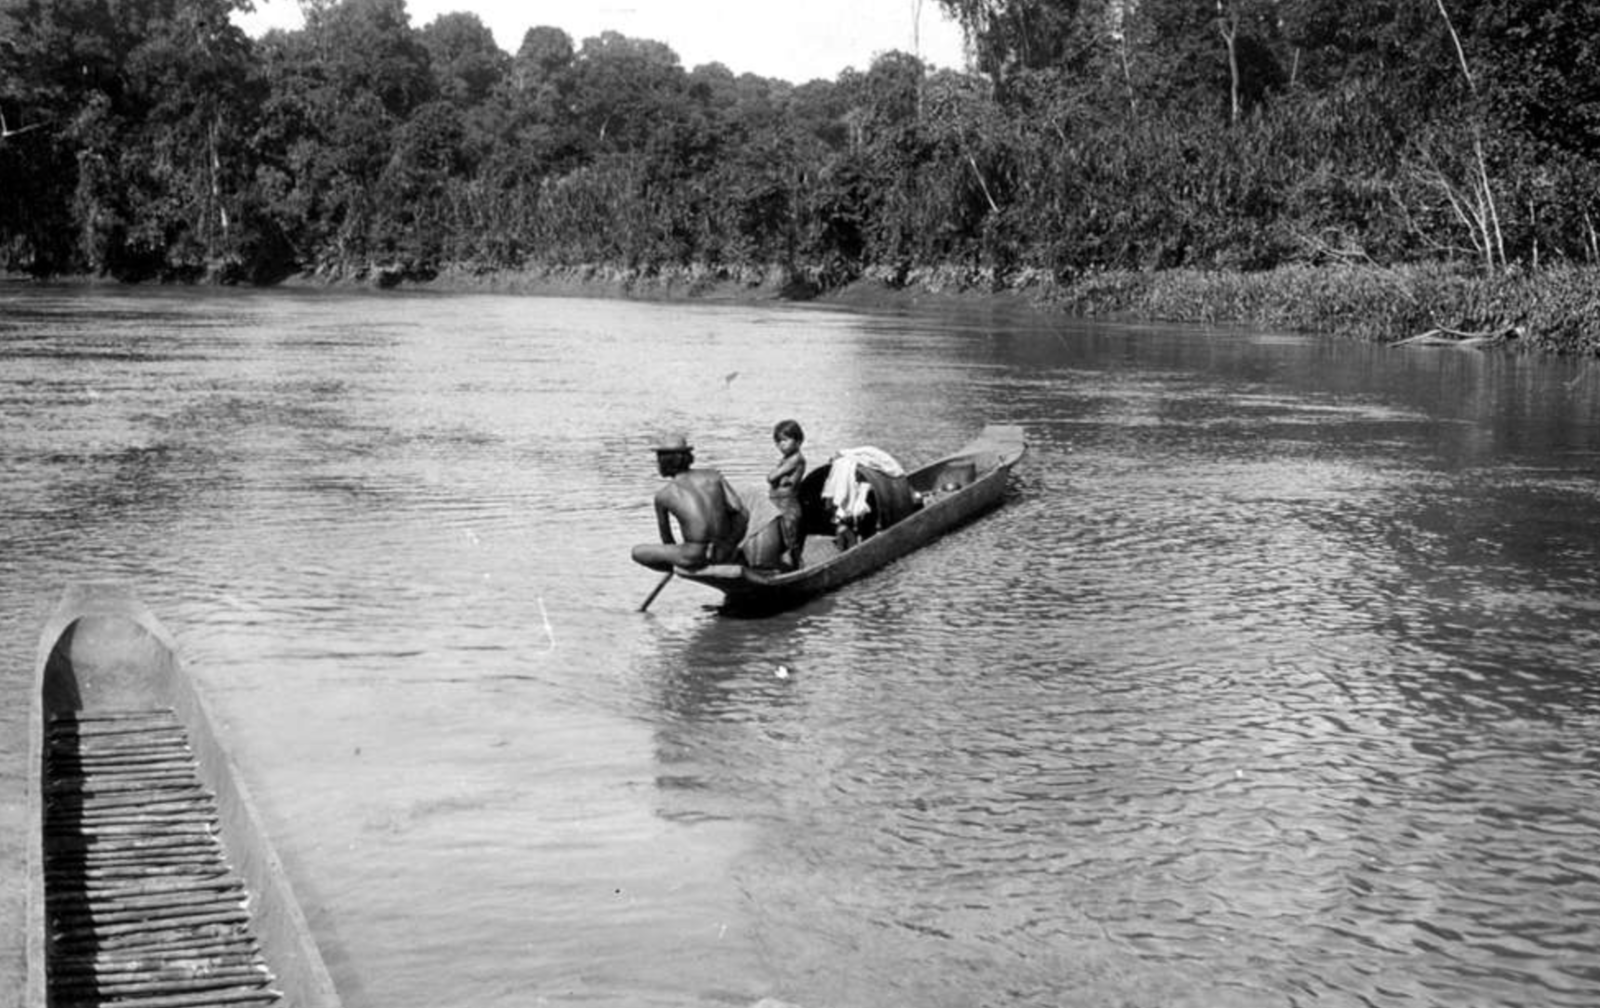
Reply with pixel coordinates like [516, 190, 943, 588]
[639, 572, 673, 612]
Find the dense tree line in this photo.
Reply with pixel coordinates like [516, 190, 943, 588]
[2, 0, 1598, 288]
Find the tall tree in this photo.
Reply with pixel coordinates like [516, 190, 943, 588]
[566, 31, 688, 154]
[466, 25, 580, 189]
[419, 11, 506, 108]
[510, 25, 574, 94]
[935, 0, 1125, 96]
[1122, 0, 1287, 120]
[305, 0, 433, 117]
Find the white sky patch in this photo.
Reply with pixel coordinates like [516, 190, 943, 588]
[233, 0, 970, 83]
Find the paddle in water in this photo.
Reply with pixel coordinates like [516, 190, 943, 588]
[639, 571, 673, 612]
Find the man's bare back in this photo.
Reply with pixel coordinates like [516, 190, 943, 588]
[631, 437, 748, 572]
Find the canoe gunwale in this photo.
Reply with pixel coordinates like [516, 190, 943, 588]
[24, 619, 46, 1008]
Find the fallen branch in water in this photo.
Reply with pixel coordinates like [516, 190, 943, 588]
[1391, 324, 1522, 349]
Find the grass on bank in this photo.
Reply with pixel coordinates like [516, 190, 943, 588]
[1048, 263, 1600, 356]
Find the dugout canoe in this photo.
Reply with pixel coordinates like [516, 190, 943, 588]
[673, 424, 1026, 612]
[26, 583, 342, 1008]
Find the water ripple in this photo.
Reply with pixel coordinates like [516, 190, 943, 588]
[5, 290, 1600, 1007]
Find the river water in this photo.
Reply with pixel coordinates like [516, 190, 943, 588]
[1, 284, 1598, 1008]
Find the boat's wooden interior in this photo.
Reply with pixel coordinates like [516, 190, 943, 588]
[30, 585, 341, 1008]
[43, 705, 285, 1006]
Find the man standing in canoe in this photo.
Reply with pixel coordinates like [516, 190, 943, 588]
[631, 433, 749, 571]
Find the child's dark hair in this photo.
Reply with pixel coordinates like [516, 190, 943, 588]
[773, 418, 804, 443]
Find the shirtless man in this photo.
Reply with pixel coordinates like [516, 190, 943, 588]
[631, 434, 749, 571]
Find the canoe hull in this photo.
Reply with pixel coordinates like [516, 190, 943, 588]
[27, 583, 342, 1008]
[674, 424, 1026, 612]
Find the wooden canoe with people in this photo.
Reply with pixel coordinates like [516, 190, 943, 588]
[668, 424, 1026, 613]
[26, 583, 342, 1008]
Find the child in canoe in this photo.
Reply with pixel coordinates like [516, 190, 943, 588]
[768, 419, 806, 570]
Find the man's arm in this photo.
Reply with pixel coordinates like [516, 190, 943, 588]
[655, 495, 677, 544]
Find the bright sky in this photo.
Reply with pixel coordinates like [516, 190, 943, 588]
[233, 0, 970, 83]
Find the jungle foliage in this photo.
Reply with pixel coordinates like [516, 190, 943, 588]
[2, 0, 1599, 293]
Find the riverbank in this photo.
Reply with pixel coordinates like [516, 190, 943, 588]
[15, 259, 1600, 356]
[268, 260, 1055, 318]
[383, 260, 1600, 357]
[860, 262, 1600, 356]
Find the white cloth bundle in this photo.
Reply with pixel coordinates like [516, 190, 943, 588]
[821, 446, 905, 523]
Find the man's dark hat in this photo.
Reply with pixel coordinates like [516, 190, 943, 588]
[653, 433, 692, 453]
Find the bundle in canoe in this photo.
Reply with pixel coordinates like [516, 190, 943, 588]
[667, 424, 1026, 612]
[25, 583, 342, 1008]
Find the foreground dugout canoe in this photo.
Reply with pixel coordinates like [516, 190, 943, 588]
[674, 424, 1027, 612]
[26, 583, 342, 1008]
